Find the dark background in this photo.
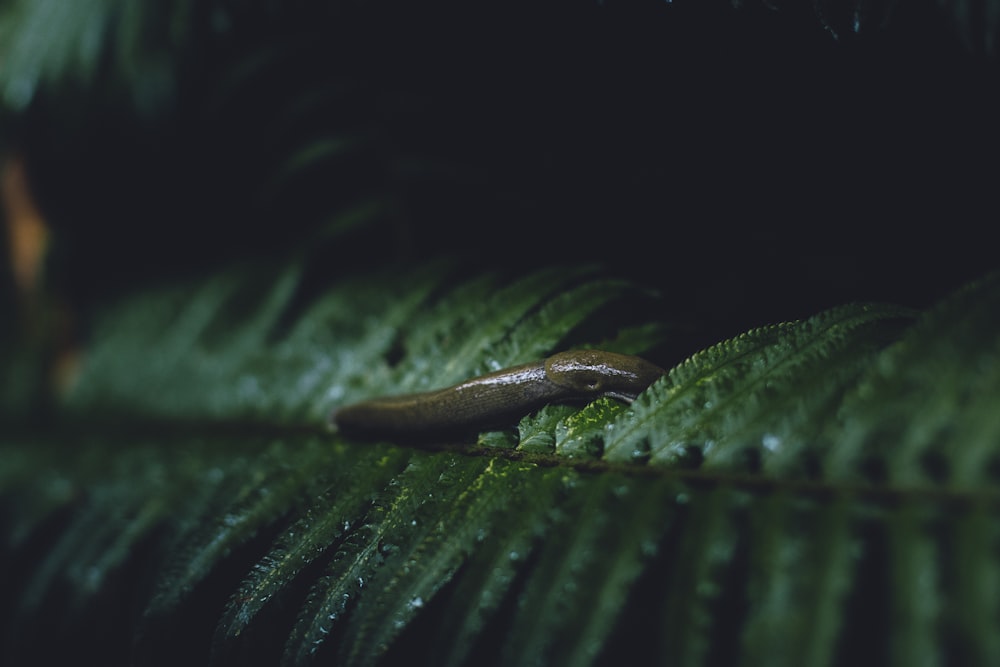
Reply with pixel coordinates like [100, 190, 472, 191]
[6, 0, 999, 334]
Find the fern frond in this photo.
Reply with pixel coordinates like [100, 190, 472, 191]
[5, 261, 1000, 666]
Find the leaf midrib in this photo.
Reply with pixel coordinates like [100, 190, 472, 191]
[13, 418, 998, 511]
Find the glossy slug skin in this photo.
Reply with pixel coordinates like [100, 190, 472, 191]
[544, 350, 667, 403]
[331, 351, 666, 439]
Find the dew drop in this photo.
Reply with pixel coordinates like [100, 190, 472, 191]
[640, 539, 659, 557]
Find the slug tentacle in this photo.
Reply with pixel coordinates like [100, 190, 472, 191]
[331, 351, 666, 439]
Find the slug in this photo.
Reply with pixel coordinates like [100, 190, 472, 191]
[330, 350, 667, 439]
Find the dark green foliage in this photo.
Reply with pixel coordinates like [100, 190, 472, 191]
[4, 261, 1000, 666]
[3, 1, 1000, 666]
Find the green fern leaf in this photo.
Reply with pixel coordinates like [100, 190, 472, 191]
[7, 259, 1000, 667]
[4, 2, 1000, 665]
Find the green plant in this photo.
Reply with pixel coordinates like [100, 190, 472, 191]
[3, 2, 1000, 666]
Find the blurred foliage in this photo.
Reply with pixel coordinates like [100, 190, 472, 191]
[2, 0, 998, 314]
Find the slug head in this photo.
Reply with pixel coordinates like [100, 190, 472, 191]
[544, 350, 666, 403]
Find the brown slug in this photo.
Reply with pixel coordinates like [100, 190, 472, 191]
[330, 350, 666, 439]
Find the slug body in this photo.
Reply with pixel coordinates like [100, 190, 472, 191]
[331, 350, 666, 439]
